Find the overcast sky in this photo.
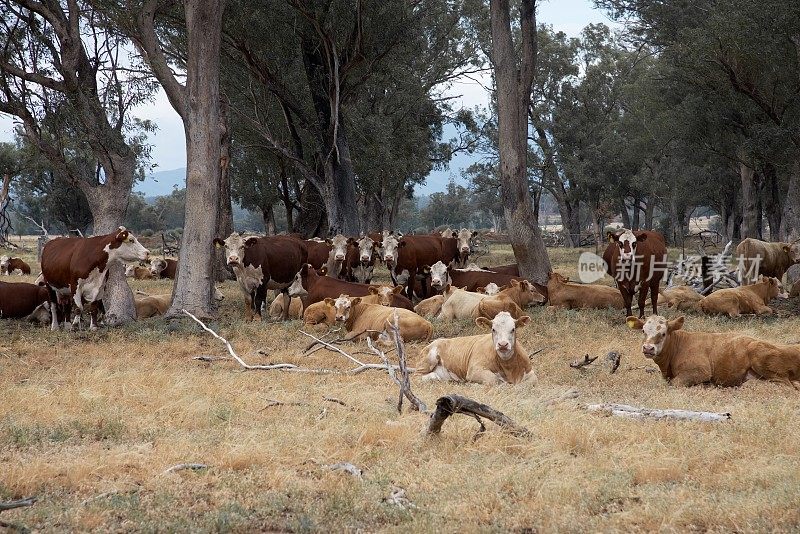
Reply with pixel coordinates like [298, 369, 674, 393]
[0, 0, 618, 194]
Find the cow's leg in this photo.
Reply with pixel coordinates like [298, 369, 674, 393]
[466, 367, 503, 386]
[670, 369, 712, 387]
[255, 285, 268, 321]
[405, 268, 416, 301]
[637, 284, 648, 318]
[620, 287, 634, 317]
[280, 289, 290, 321]
[650, 282, 659, 316]
[89, 301, 101, 331]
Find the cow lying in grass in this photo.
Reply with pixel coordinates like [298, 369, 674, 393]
[627, 315, 800, 388]
[414, 295, 444, 318]
[438, 280, 544, 320]
[324, 294, 433, 342]
[659, 286, 704, 312]
[269, 294, 304, 320]
[699, 276, 783, 317]
[546, 272, 624, 310]
[416, 312, 537, 385]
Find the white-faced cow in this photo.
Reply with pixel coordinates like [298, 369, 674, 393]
[344, 235, 378, 284]
[149, 258, 178, 279]
[41, 227, 150, 331]
[603, 229, 668, 318]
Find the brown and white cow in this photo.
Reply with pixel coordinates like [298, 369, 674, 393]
[149, 258, 178, 279]
[416, 312, 537, 385]
[0, 256, 31, 275]
[486, 264, 520, 276]
[125, 264, 154, 280]
[302, 238, 333, 270]
[385, 234, 471, 300]
[0, 281, 51, 323]
[288, 263, 414, 310]
[429, 260, 546, 297]
[546, 272, 625, 310]
[344, 235, 378, 284]
[627, 315, 800, 388]
[41, 227, 150, 330]
[699, 276, 782, 317]
[214, 232, 307, 321]
[325, 234, 352, 279]
[324, 294, 433, 343]
[603, 229, 668, 318]
[736, 238, 800, 285]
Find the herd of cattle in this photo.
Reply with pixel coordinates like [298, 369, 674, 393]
[2, 226, 800, 389]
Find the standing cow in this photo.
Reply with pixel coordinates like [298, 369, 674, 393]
[603, 229, 668, 318]
[41, 227, 150, 330]
[344, 235, 378, 284]
[736, 238, 800, 285]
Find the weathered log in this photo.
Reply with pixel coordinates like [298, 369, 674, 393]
[426, 395, 530, 437]
[585, 403, 731, 422]
[0, 497, 36, 512]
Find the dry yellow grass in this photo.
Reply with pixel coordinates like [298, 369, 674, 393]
[1, 239, 800, 532]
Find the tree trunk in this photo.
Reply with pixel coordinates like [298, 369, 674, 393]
[644, 196, 655, 230]
[263, 205, 276, 235]
[279, 162, 295, 233]
[388, 187, 405, 230]
[490, 0, 551, 286]
[214, 96, 233, 282]
[740, 161, 759, 239]
[166, 0, 224, 319]
[618, 197, 631, 228]
[82, 176, 136, 326]
[780, 159, 800, 241]
[363, 191, 385, 234]
[631, 198, 641, 230]
[295, 179, 328, 237]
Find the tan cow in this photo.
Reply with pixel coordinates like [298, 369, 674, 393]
[414, 295, 444, 318]
[627, 315, 800, 388]
[268, 293, 304, 320]
[416, 312, 537, 385]
[736, 238, 800, 284]
[303, 301, 335, 329]
[546, 272, 624, 310]
[324, 294, 433, 342]
[699, 276, 782, 317]
[477, 280, 546, 319]
[125, 264, 154, 280]
[134, 294, 171, 319]
[659, 286, 704, 312]
[438, 285, 488, 320]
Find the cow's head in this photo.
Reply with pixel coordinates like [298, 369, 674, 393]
[0, 255, 8, 274]
[368, 285, 403, 306]
[356, 235, 377, 264]
[549, 272, 570, 285]
[326, 234, 350, 263]
[476, 282, 503, 295]
[124, 264, 136, 277]
[453, 228, 478, 258]
[783, 242, 800, 264]
[382, 232, 401, 265]
[149, 258, 167, 276]
[214, 232, 259, 267]
[759, 275, 785, 299]
[509, 279, 546, 305]
[288, 264, 311, 297]
[214, 286, 225, 301]
[429, 261, 451, 290]
[325, 294, 360, 323]
[627, 314, 684, 359]
[609, 229, 645, 263]
[107, 227, 150, 263]
[476, 311, 530, 360]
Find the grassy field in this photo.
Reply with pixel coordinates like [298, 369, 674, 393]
[1, 237, 800, 532]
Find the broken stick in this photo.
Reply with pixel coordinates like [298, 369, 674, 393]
[0, 497, 36, 512]
[426, 395, 530, 437]
[569, 354, 598, 369]
[585, 403, 731, 422]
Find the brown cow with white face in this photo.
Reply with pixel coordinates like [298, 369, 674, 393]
[344, 235, 378, 284]
[325, 234, 352, 279]
[149, 258, 178, 279]
[1, 255, 31, 275]
[603, 229, 668, 318]
[628, 315, 800, 388]
[41, 227, 150, 330]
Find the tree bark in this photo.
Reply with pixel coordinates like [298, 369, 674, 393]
[363, 191, 385, 234]
[618, 197, 631, 228]
[780, 159, 800, 241]
[739, 161, 759, 239]
[263, 205, 277, 235]
[490, 0, 551, 285]
[279, 161, 295, 233]
[644, 196, 655, 230]
[166, 0, 225, 319]
[215, 96, 233, 282]
[295, 179, 328, 237]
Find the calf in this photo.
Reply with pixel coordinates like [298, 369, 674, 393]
[0, 281, 51, 323]
[627, 315, 800, 388]
[0, 256, 31, 275]
[476, 282, 503, 295]
[344, 235, 378, 284]
[214, 233, 307, 321]
[659, 286, 704, 312]
[699, 276, 782, 317]
[288, 264, 413, 309]
[477, 280, 546, 319]
[125, 264, 153, 280]
[41, 227, 150, 330]
[438, 285, 489, 320]
[736, 238, 800, 285]
[603, 229, 668, 318]
[134, 293, 171, 319]
[303, 300, 336, 329]
[149, 258, 178, 279]
[324, 294, 433, 343]
[414, 295, 444, 318]
[268, 293, 304, 320]
[416, 312, 537, 385]
[546, 272, 625, 310]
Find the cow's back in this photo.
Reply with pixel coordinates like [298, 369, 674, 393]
[419, 334, 490, 378]
[450, 270, 522, 292]
[304, 240, 332, 270]
[397, 235, 445, 269]
[42, 235, 111, 287]
[265, 236, 308, 283]
[0, 281, 49, 318]
[308, 277, 373, 305]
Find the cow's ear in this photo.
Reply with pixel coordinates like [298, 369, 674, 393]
[626, 316, 644, 330]
[213, 238, 225, 248]
[471, 231, 478, 237]
[515, 315, 531, 328]
[244, 237, 259, 247]
[607, 231, 619, 243]
[667, 316, 685, 332]
[475, 316, 492, 329]
[392, 285, 404, 294]
[476, 286, 486, 294]
[368, 286, 379, 294]
[783, 244, 791, 253]
[324, 298, 334, 306]
[636, 233, 648, 243]
[422, 266, 431, 274]
[352, 297, 361, 306]
[451, 231, 458, 238]
[115, 229, 129, 242]
[510, 279, 520, 287]
[325, 238, 333, 245]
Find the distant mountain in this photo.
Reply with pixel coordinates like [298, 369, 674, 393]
[135, 167, 186, 197]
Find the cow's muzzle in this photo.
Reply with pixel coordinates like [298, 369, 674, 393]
[642, 345, 656, 357]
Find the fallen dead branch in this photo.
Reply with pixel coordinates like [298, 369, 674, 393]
[324, 462, 363, 478]
[426, 395, 530, 437]
[323, 396, 346, 406]
[299, 329, 409, 375]
[0, 497, 36, 512]
[607, 351, 621, 374]
[570, 354, 598, 369]
[162, 463, 209, 474]
[260, 399, 308, 410]
[528, 348, 544, 359]
[585, 403, 731, 422]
